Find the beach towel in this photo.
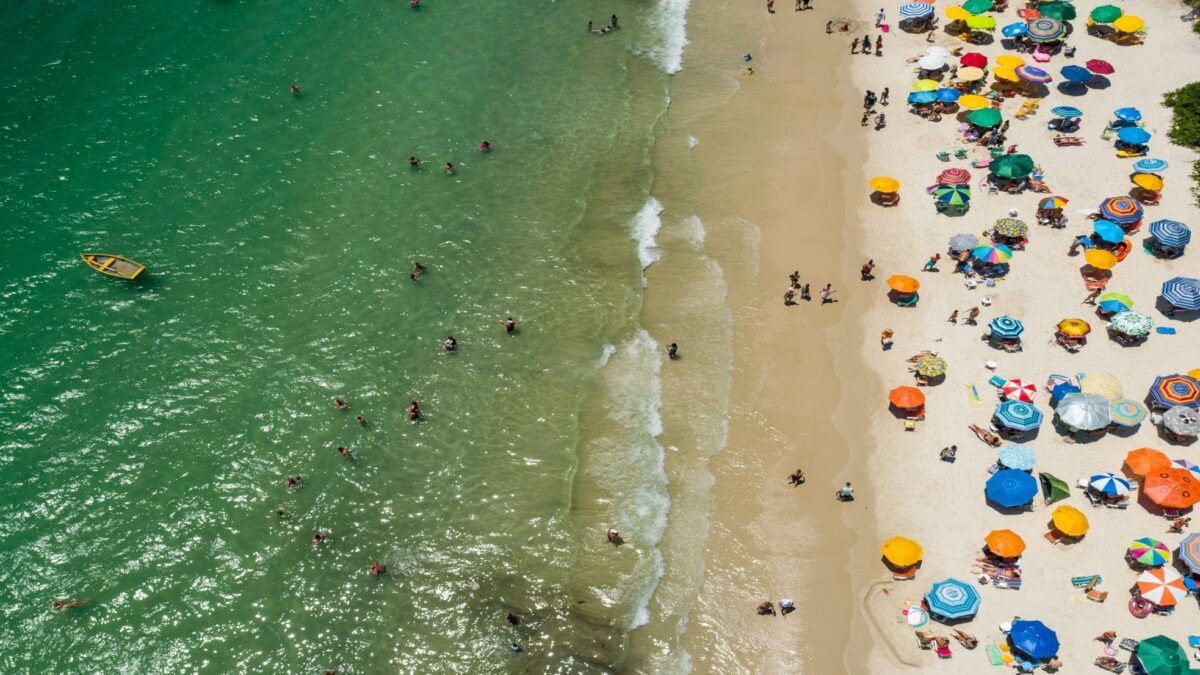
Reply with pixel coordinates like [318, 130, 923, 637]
[965, 383, 984, 407]
[986, 644, 1004, 666]
[1156, 327, 1176, 335]
[987, 375, 1006, 388]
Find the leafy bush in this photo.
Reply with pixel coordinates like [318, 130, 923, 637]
[1163, 82, 1200, 205]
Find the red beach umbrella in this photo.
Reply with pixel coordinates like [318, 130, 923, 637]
[1002, 379, 1038, 403]
[1085, 59, 1114, 75]
[960, 52, 988, 68]
[937, 168, 972, 185]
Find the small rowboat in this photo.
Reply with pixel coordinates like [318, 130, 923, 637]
[80, 253, 145, 280]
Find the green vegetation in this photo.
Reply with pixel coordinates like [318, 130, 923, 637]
[1163, 81, 1200, 206]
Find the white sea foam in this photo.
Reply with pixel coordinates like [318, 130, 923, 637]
[630, 197, 664, 272]
[687, 135, 698, 149]
[641, 0, 691, 74]
[683, 214, 705, 247]
[597, 343, 617, 368]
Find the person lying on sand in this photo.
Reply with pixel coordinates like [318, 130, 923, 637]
[915, 630, 936, 648]
[952, 630, 977, 649]
[969, 425, 1002, 447]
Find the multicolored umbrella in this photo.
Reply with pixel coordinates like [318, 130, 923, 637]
[1161, 277, 1200, 310]
[998, 444, 1037, 470]
[1109, 311, 1153, 337]
[1149, 220, 1190, 247]
[1081, 373, 1123, 400]
[995, 401, 1044, 431]
[937, 168, 971, 185]
[990, 154, 1035, 179]
[994, 218, 1028, 238]
[1055, 393, 1112, 431]
[1015, 65, 1051, 84]
[913, 353, 948, 377]
[988, 315, 1024, 338]
[1109, 398, 1148, 427]
[1135, 567, 1187, 607]
[1097, 291, 1133, 314]
[971, 244, 1012, 263]
[1056, 318, 1091, 336]
[1149, 375, 1200, 409]
[881, 536, 924, 566]
[1114, 107, 1143, 122]
[1163, 406, 1200, 438]
[1125, 448, 1171, 476]
[948, 233, 979, 251]
[1117, 127, 1152, 145]
[1050, 505, 1089, 537]
[1088, 472, 1131, 496]
[1090, 5, 1123, 23]
[1050, 105, 1083, 117]
[900, 2, 935, 17]
[1093, 219, 1126, 244]
[1143, 468, 1200, 509]
[1002, 379, 1037, 403]
[1086, 59, 1115, 75]
[1009, 620, 1060, 659]
[986, 469, 1038, 507]
[1129, 538, 1172, 567]
[1038, 196, 1068, 210]
[934, 184, 972, 206]
[925, 578, 982, 621]
[1098, 196, 1144, 224]
[1133, 158, 1168, 173]
[1178, 533, 1200, 574]
[1037, 1, 1076, 20]
[960, 52, 987, 67]
[985, 529, 1025, 557]
[1025, 17, 1065, 42]
[967, 107, 1002, 128]
[1172, 458, 1200, 478]
[1136, 635, 1193, 675]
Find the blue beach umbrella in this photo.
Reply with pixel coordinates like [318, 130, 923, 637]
[1060, 65, 1092, 83]
[1098, 298, 1131, 315]
[1051, 382, 1081, 401]
[1114, 107, 1142, 122]
[986, 469, 1038, 507]
[998, 444, 1037, 470]
[1093, 220, 1125, 244]
[1010, 620, 1060, 660]
[1149, 220, 1191, 248]
[925, 579, 982, 621]
[1117, 127, 1152, 144]
[1002, 21, 1028, 37]
[1050, 106, 1083, 118]
[1162, 277, 1200, 310]
[900, 2, 935, 17]
[936, 88, 962, 103]
[988, 315, 1024, 338]
[908, 91, 938, 104]
[1089, 472, 1131, 496]
[995, 401, 1044, 431]
[935, 184, 972, 205]
[1133, 158, 1169, 173]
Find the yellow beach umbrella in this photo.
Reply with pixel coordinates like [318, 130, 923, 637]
[1081, 373, 1124, 400]
[945, 5, 972, 20]
[870, 176, 901, 193]
[993, 67, 1019, 82]
[887, 275, 921, 294]
[1133, 173, 1164, 191]
[881, 536, 924, 567]
[957, 94, 990, 109]
[966, 15, 996, 29]
[1051, 505, 1090, 537]
[957, 66, 985, 82]
[1113, 15, 1145, 32]
[1057, 318, 1092, 336]
[912, 79, 939, 92]
[1189, 368, 1200, 380]
[995, 55, 1025, 69]
[1084, 248, 1118, 270]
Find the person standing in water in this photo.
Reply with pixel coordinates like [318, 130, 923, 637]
[408, 400, 421, 420]
[442, 162, 454, 174]
[443, 336, 457, 352]
[410, 261, 426, 283]
[499, 317, 516, 334]
[409, 156, 420, 168]
[667, 343, 679, 360]
[611, 14, 619, 28]
[290, 84, 301, 96]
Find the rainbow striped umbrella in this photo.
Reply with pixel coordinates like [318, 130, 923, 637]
[1110, 398, 1148, 427]
[1149, 375, 1200, 409]
[1162, 277, 1200, 310]
[1129, 538, 1171, 567]
[937, 168, 972, 185]
[1025, 17, 1065, 42]
[1179, 533, 1200, 574]
[1039, 195, 1068, 210]
[971, 244, 1012, 263]
[1015, 65, 1051, 84]
[1098, 196, 1143, 224]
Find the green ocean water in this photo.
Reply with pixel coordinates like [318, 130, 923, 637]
[0, 1, 694, 671]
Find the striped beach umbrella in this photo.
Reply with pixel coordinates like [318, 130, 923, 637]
[1162, 277, 1200, 310]
[1090, 4, 1122, 23]
[1134, 158, 1168, 173]
[988, 315, 1024, 338]
[1149, 220, 1190, 247]
[935, 184, 972, 206]
[1015, 65, 1051, 84]
[1098, 196, 1143, 225]
[1172, 458, 1200, 478]
[1114, 107, 1143, 122]
[1143, 468, 1200, 509]
[1093, 219, 1125, 244]
[1050, 105, 1083, 118]
[1164, 406, 1200, 438]
[1009, 620, 1060, 659]
[998, 444, 1037, 470]
[937, 168, 971, 185]
[1086, 59, 1115, 75]
[1149, 375, 1200, 409]
[925, 579, 982, 621]
[1025, 17, 1065, 42]
[1002, 379, 1037, 403]
[1109, 398, 1148, 426]
[1081, 373, 1123, 400]
[1109, 311, 1153, 338]
[1129, 538, 1171, 567]
[900, 2, 935, 17]
[986, 469, 1038, 507]
[1056, 393, 1112, 431]
[1118, 127, 1152, 145]
[972, 244, 1012, 263]
[995, 401, 1043, 431]
[948, 233, 979, 251]
[1001, 21, 1028, 37]
[1135, 567, 1187, 607]
[1179, 533, 1200, 574]
[1039, 195, 1068, 210]
[1088, 472, 1131, 496]
[994, 218, 1028, 238]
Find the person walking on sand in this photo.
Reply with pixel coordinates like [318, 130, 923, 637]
[784, 289, 796, 305]
[875, 35, 882, 53]
[826, 20, 833, 33]
[820, 284, 836, 304]
[874, 113, 886, 130]
[801, 283, 811, 301]
[880, 328, 894, 350]
[788, 469, 806, 486]
[766, 0, 774, 13]
[861, 112, 870, 127]
[965, 306, 980, 324]
[862, 34, 872, 54]
[789, 270, 800, 286]
[923, 253, 941, 271]
[836, 482, 854, 501]
[667, 342, 679, 360]
[801, 0, 810, 9]
[796, 0, 802, 10]
[860, 260, 875, 280]
[880, 87, 889, 106]
[875, 8, 885, 26]
[850, 38, 859, 54]
[947, 310, 958, 324]
[1082, 288, 1102, 305]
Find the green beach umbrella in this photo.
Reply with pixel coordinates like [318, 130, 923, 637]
[963, 0, 994, 14]
[1090, 4, 1123, 23]
[1039, 472, 1070, 504]
[968, 108, 1003, 128]
[934, 184, 972, 206]
[990, 154, 1036, 179]
[966, 15, 997, 29]
[1038, 2, 1077, 21]
[1135, 635, 1195, 675]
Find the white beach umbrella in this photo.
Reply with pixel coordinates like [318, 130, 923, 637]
[927, 46, 952, 57]
[1055, 393, 1112, 431]
[919, 54, 947, 70]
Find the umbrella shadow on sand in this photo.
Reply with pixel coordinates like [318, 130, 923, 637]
[1087, 75, 1112, 90]
[986, 498, 1032, 516]
[1056, 82, 1088, 97]
[1051, 417, 1107, 444]
[1155, 297, 1200, 322]
[1156, 425, 1197, 447]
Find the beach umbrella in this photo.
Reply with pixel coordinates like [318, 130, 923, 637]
[1132, 173, 1164, 191]
[925, 578, 982, 621]
[1136, 635, 1193, 675]
[1093, 220, 1125, 244]
[1125, 448, 1171, 476]
[1000, 21, 1028, 37]
[1109, 311, 1154, 338]
[1163, 406, 1200, 438]
[1083, 249, 1117, 270]
[1179, 534, 1200, 573]
[988, 315, 1024, 338]
[971, 244, 1011, 263]
[1118, 127, 1152, 145]
[1086, 59, 1115, 75]
[926, 46, 952, 57]
[1088, 472, 1131, 496]
[966, 15, 996, 29]
[1129, 538, 1172, 567]
[870, 176, 900, 193]
[1149, 220, 1190, 247]
[935, 184, 972, 206]
[957, 67, 986, 82]
[1097, 291, 1133, 313]
[1002, 379, 1037, 403]
[1098, 196, 1143, 224]
[957, 94, 989, 109]
[912, 79, 939, 92]
[1114, 107, 1143, 123]
[1135, 568, 1187, 607]
[1110, 398, 1149, 426]
[984, 529, 1025, 557]
[1143, 468, 1200, 509]
[1149, 375, 1200, 409]
[1090, 4, 1123, 23]
[967, 108, 1002, 128]
[1039, 472, 1070, 504]
[1056, 318, 1091, 336]
[913, 354, 948, 378]
[989, 154, 1034, 179]
[1025, 17, 1065, 42]
[1113, 15, 1145, 33]
[937, 168, 971, 185]
[900, 2, 935, 17]
[993, 67, 1020, 83]
[1059, 65, 1092, 84]
[1192, 369, 1200, 380]
[1050, 505, 1089, 537]
[994, 218, 1028, 238]
[998, 444, 1037, 470]
[1050, 382, 1080, 401]
[960, 52, 987, 67]
[945, 5, 972, 19]
[889, 386, 925, 409]
[995, 401, 1044, 431]
[1172, 459, 1200, 478]
[1037, 1, 1076, 20]
[1009, 620, 1060, 660]
[1050, 105, 1083, 117]
[918, 54, 947, 70]
[1133, 158, 1168, 173]
[995, 54, 1024, 69]
[935, 88, 961, 103]
[881, 536, 923, 567]
[986, 469, 1038, 507]
[962, 0, 993, 14]
[908, 91, 938, 105]
[1038, 195, 1068, 210]
[1161, 277, 1200, 310]
[948, 233, 979, 250]
[1056, 393, 1111, 431]
[1081, 373, 1123, 400]
[1016, 65, 1052, 84]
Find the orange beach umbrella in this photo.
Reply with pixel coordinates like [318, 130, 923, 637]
[881, 536, 924, 567]
[887, 275, 921, 294]
[1143, 469, 1200, 509]
[1124, 448, 1170, 476]
[985, 529, 1026, 557]
[889, 386, 926, 409]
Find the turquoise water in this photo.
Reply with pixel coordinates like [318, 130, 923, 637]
[0, 1, 689, 671]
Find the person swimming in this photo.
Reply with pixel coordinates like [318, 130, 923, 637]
[442, 162, 454, 174]
[408, 400, 420, 420]
[356, 416, 367, 427]
[286, 475, 303, 489]
[408, 156, 420, 168]
[338, 446, 351, 460]
[312, 530, 330, 546]
[443, 336, 457, 352]
[52, 600, 87, 611]
[410, 261, 426, 284]
[479, 140, 491, 151]
[290, 84, 301, 96]
[368, 562, 386, 577]
[335, 398, 347, 409]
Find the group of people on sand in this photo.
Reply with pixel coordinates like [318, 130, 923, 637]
[861, 89, 889, 130]
[784, 271, 837, 306]
[586, 14, 619, 34]
[850, 33, 884, 57]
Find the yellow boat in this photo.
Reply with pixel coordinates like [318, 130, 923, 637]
[80, 253, 145, 280]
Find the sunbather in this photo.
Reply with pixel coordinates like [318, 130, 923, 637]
[1094, 631, 1117, 644]
[1169, 517, 1190, 533]
[915, 630, 936, 649]
[969, 424, 1002, 447]
[952, 629, 977, 649]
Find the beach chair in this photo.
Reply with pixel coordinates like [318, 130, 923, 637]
[1045, 530, 1065, 545]
[936, 645, 952, 659]
[1096, 658, 1127, 674]
[1120, 638, 1139, 652]
[893, 566, 917, 581]
[1188, 635, 1200, 649]
[954, 148, 968, 159]
[937, 150, 951, 161]
[993, 577, 1022, 590]
[1100, 127, 1114, 141]
[1071, 575, 1101, 588]
[987, 375, 1006, 388]
[1087, 589, 1109, 603]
